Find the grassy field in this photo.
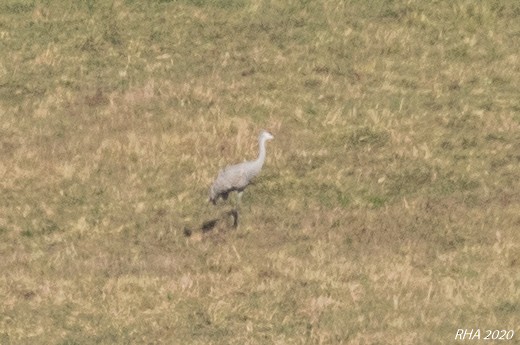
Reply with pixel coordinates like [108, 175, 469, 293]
[1, 0, 519, 344]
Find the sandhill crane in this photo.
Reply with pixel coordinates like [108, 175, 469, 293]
[209, 130, 274, 205]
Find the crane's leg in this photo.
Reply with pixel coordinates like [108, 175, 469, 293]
[228, 209, 238, 228]
[236, 191, 243, 209]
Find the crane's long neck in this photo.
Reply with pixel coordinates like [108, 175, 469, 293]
[254, 137, 267, 168]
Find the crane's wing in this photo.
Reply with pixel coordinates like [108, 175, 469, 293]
[216, 164, 249, 191]
[209, 163, 252, 204]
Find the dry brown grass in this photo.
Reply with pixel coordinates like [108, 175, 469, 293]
[1, 0, 519, 344]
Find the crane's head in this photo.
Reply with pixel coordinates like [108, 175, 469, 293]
[260, 130, 274, 141]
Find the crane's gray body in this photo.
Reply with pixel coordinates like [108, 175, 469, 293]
[209, 131, 273, 205]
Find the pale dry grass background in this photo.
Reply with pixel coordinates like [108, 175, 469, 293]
[1, 0, 520, 344]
